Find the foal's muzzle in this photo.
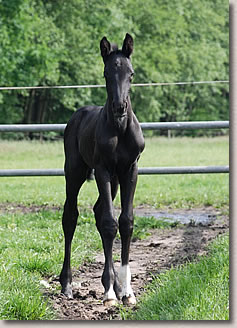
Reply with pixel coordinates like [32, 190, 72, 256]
[113, 100, 128, 118]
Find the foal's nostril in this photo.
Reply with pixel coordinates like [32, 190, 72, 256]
[113, 102, 124, 111]
[113, 101, 127, 111]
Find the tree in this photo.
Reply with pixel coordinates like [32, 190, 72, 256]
[0, 0, 229, 137]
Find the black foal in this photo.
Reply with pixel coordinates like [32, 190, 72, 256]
[59, 33, 145, 306]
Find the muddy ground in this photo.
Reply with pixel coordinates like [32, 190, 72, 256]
[0, 204, 229, 320]
[43, 206, 228, 321]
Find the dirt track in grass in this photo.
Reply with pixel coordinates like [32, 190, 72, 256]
[0, 203, 228, 320]
[40, 206, 228, 321]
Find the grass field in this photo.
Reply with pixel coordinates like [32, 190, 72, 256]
[0, 210, 176, 320]
[0, 136, 229, 209]
[121, 234, 229, 320]
[0, 210, 99, 319]
[0, 136, 229, 320]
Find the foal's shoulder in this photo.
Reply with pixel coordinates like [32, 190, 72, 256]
[68, 105, 102, 122]
[65, 106, 102, 134]
[76, 105, 102, 115]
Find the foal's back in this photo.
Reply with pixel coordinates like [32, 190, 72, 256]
[64, 105, 102, 170]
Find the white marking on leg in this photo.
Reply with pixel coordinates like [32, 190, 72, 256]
[118, 264, 135, 298]
[103, 284, 117, 302]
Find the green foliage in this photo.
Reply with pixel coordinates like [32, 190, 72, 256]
[0, 0, 229, 134]
[129, 0, 229, 128]
[122, 234, 229, 320]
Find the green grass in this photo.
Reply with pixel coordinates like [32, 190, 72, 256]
[0, 136, 229, 208]
[137, 136, 229, 208]
[0, 267, 54, 320]
[0, 137, 229, 320]
[0, 208, 176, 320]
[132, 216, 179, 240]
[0, 210, 102, 320]
[121, 234, 229, 320]
[0, 210, 102, 275]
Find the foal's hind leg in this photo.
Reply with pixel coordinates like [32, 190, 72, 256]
[118, 163, 138, 305]
[59, 159, 88, 298]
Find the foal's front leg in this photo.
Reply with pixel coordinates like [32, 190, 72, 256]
[94, 166, 118, 306]
[118, 163, 138, 305]
[60, 165, 87, 298]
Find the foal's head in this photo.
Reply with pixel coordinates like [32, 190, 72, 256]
[100, 33, 134, 121]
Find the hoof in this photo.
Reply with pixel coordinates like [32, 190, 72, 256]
[61, 285, 73, 299]
[103, 299, 117, 307]
[122, 295, 136, 306]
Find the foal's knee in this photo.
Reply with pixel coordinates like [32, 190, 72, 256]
[119, 213, 134, 238]
[97, 214, 118, 240]
[62, 200, 78, 229]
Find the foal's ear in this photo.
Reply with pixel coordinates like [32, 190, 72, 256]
[100, 37, 111, 62]
[122, 33, 133, 58]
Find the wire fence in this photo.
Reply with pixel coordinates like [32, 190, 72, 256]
[0, 80, 229, 91]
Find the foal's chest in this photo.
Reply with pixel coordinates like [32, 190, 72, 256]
[96, 128, 144, 171]
[116, 136, 142, 164]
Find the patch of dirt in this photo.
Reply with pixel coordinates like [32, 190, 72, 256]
[0, 203, 229, 320]
[0, 203, 61, 214]
[43, 208, 228, 321]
